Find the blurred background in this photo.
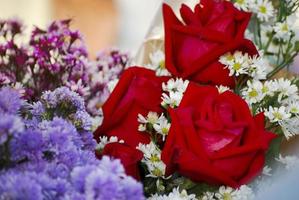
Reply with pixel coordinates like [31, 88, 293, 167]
[0, 0, 298, 71]
[0, 0, 164, 58]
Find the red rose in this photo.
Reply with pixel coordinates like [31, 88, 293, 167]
[161, 83, 276, 187]
[163, 0, 258, 87]
[94, 67, 168, 179]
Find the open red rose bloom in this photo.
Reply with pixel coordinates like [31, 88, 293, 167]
[163, 0, 258, 87]
[161, 83, 276, 187]
[95, 0, 276, 189]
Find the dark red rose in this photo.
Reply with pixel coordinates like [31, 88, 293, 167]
[102, 143, 143, 180]
[161, 83, 276, 188]
[163, 0, 258, 87]
[94, 67, 168, 179]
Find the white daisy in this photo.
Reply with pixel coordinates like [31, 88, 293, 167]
[273, 21, 292, 41]
[216, 85, 231, 94]
[220, 51, 250, 76]
[138, 112, 159, 125]
[161, 91, 184, 108]
[137, 142, 167, 178]
[215, 186, 236, 200]
[148, 187, 197, 200]
[248, 55, 271, 80]
[214, 185, 254, 200]
[287, 101, 299, 114]
[275, 79, 298, 102]
[153, 116, 171, 141]
[264, 106, 291, 122]
[253, 0, 274, 21]
[279, 117, 299, 140]
[162, 78, 189, 93]
[234, 0, 251, 11]
[146, 50, 171, 76]
[242, 80, 265, 104]
[96, 136, 124, 151]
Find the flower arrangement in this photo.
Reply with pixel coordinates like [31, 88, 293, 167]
[1, 0, 299, 199]
[95, 0, 299, 199]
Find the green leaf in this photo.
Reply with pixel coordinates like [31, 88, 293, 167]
[295, 41, 299, 52]
[266, 134, 283, 165]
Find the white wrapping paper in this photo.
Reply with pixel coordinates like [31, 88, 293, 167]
[134, 0, 198, 66]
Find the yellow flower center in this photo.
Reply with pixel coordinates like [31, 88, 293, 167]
[159, 60, 165, 69]
[236, 0, 245, 4]
[233, 63, 241, 71]
[291, 107, 298, 113]
[226, 54, 234, 61]
[262, 86, 268, 94]
[273, 112, 283, 120]
[161, 127, 169, 135]
[281, 24, 289, 32]
[249, 90, 258, 98]
[152, 168, 163, 177]
[259, 6, 267, 14]
[150, 154, 160, 162]
[223, 193, 233, 200]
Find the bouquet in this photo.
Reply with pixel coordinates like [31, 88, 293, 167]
[95, 0, 299, 199]
[0, 0, 299, 199]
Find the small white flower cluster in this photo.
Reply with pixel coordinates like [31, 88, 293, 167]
[138, 111, 171, 141]
[242, 79, 298, 105]
[201, 185, 254, 200]
[137, 142, 167, 178]
[148, 187, 197, 200]
[234, 0, 274, 21]
[242, 79, 299, 139]
[66, 79, 91, 97]
[161, 78, 189, 108]
[262, 165, 272, 176]
[96, 136, 124, 151]
[145, 50, 171, 76]
[219, 51, 270, 80]
[276, 154, 299, 170]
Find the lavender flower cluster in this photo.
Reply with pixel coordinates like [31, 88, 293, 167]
[0, 19, 130, 116]
[0, 87, 144, 200]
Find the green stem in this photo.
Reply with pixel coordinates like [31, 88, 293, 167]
[267, 53, 298, 78]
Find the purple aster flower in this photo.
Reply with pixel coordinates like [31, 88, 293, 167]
[9, 129, 43, 161]
[0, 171, 43, 200]
[0, 114, 24, 145]
[78, 131, 97, 151]
[85, 168, 123, 200]
[70, 156, 144, 200]
[30, 101, 45, 117]
[39, 117, 78, 153]
[0, 87, 23, 114]
[98, 156, 124, 175]
[71, 165, 98, 193]
[72, 110, 92, 131]
[41, 87, 85, 111]
[121, 177, 145, 200]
